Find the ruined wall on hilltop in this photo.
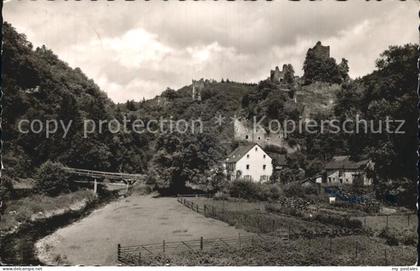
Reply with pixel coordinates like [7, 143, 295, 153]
[233, 118, 297, 153]
[308, 41, 330, 59]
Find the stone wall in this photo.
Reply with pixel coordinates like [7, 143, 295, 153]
[308, 41, 330, 59]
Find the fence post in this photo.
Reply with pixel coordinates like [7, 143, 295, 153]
[407, 214, 410, 226]
[238, 233, 241, 249]
[355, 242, 358, 258]
[117, 244, 121, 262]
[200, 237, 204, 251]
[272, 219, 276, 232]
[204, 204, 207, 216]
[163, 240, 166, 254]
[384, 248, 388, 265]
[138, 252, 141, 264]
[329, 238, 332, 253]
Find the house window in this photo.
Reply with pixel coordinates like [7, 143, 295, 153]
[263, 165, 266, 170]
[246, 165, 250, 170]
[263, 154, 266, 159]
[247, 154, 250, 158]
[255, 147, 258, 151]
[328, 177, 331, 182]
[258, 136, 261, 140]
[245, 135, 249, 140]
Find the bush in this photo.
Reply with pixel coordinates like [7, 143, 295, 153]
[379, 229, 399, 246]
[260, 184, 283, 201]
[35, 161, 70, 196]
[213, 191, 229, 201]
[379, 228, 417, 246]
[228, 179, 264, 201]
[0, 175, 15, 202]
[313, 213, 363, 229]
[284, 182, 305, 198]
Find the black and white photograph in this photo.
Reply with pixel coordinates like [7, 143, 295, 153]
[0, 0, 418, 267]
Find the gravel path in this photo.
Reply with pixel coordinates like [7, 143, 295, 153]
[35, 195, 248, 265]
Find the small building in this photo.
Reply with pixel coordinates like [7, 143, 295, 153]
[325, 156, 374, 186]
[313, 174, 323, 184]
[224, 143, 273, 182]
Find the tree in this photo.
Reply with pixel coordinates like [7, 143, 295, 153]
[303, 47, 343, 84]
[151, 132, 222, 194]
[338, 58, 350, 81]
[283, 64, 295, 85]
[332, 44, 417, 208]
[35, 161, 70, 196]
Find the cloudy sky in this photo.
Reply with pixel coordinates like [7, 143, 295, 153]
[4, 1, 418, 103]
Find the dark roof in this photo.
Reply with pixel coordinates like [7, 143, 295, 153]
[325, 156, 370, 170]
[267, 152, 287, 167]
[225, 143, 259, 163]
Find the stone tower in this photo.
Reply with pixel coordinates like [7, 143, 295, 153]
[192, 79, 204, 101]
[308, 41, 330, 59]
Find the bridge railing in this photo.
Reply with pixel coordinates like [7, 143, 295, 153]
[63, 167, 146, 181]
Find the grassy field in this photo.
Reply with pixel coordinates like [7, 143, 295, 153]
[187, 197, 357, 236]
[184, 197, 416, 265]
[130, 234, 415, 266]
[0, 190, 96, 232]
[35, 196, 249, 265]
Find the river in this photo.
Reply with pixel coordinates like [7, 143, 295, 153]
[0, 194, 113, 265]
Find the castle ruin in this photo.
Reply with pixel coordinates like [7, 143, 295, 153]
[308, 41, 330, 59]
[233, 117, 298, 153]
[270, 65, 286, 84]
[192, 79, 204, 101]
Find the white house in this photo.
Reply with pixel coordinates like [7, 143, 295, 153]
[325, 156, 374, 186]
[224, 143, 273, 182]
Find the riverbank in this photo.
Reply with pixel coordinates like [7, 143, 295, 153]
[0, 190, 112, 265]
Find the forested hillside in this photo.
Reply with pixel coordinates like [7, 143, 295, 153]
[2, 22, 152, 177]
[2, 22, 253, 185]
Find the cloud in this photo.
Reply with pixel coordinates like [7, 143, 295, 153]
[4, 1, 418, 103]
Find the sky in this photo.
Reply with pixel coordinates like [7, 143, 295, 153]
[4, 1, 418, 103]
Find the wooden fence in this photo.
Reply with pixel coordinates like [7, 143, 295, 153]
[116, 195, 406, 265]
[176, 196, 352, 238]
[117, 234, 255, 265]
[117, 233, 396, 266]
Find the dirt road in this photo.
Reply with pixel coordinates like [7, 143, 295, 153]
[35, 196, 248, 265]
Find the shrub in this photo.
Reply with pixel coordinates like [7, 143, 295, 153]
[35, 161, 70, 196]
[379, 229, 399, 246]
[213, 191, 229, 201]
[379, 228, 417, 246]
[313, 213, 363, 229]
[262, 184, 283, 201]
[283, 182, 305, 198]
[0, 175, 15, 201]
[269, 184, 282, 199]
[228, 179, 264, 201]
